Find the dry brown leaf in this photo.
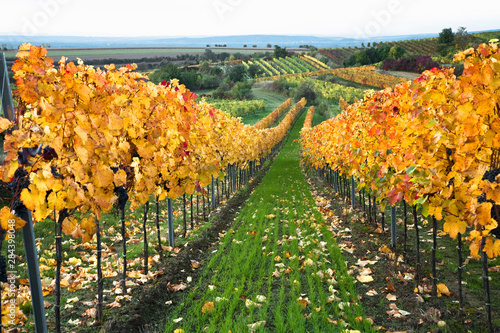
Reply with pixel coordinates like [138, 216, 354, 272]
[386, 293, 397, 301]
[385, 281, 396, 293]
[82, 308, 96, 318]
[167, 282, 188, 292]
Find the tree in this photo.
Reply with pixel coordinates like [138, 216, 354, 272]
[247, 64, 261, 78]
[376, 45, 391, 61]
[388, 45, 405, 60]
[202, 49, 216, 62]
[438, 28, 454, 45]
[179, 70, 201, 89]
[231, 81, 252, 100]
[148, 63, 181, 84]
[274, 45, 288, 59]
[293, 81, 317, 104]
[455, 27, 473, 50]
[267, 44, 272, 48]
[437, 28, 456, 56]
[228, 64, 246, 82]
[211, 66, 223, 76]
[199, 61, 211, 74]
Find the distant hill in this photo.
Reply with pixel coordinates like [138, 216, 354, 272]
[0, 33, 439, 49]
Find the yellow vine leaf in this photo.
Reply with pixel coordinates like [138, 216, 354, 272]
[443, 216, 467, 239]
[0, 206, 26, 231]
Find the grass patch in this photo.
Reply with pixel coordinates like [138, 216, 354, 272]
[163, 112, 374, 332]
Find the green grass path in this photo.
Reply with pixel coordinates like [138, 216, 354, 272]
[164, 112, 374, 332]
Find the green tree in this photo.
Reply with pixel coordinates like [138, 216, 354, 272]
[293, 81, 317, 104]
[454, 27, 473, 50]
[274, 45, 288, 58]
[438, 28, 454, 45]
[211, 66, 223, 76]
[179, 70, 201, 89]
[247, 64, 261, 78]
[231, 81, 252, 100]
[148, 63, 181, 84]
[228, 64, 246, 82]
[199, 61, 212, 74]
[436, 28, 456, 56]
[388, 45, 405, 59]
[376, 45, 391, 62]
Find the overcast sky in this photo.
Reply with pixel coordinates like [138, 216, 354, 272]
[1, 0, 499, 39]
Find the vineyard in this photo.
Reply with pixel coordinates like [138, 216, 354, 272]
[244, 55, 330, 79]
[302, 42, 500, 331]
[0, 40, 499, 333]
[329, 66, 407, 89]
[203, 98, 265, 118]
[319, 39, 440, 67]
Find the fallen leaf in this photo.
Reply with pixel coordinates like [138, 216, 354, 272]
[379, 245, 392, 254]
[297, 297, 310, 309]
[255, 295, 267, 303]
[385, 281, 396, 293]
[357, 275, 374, 283]
[82, 308, 96, 318]
[386, 293, 397, 301]
[437, 283, 450, 297]
[201, 301, 214, 313]
[191, 260, 200, 269]
[167, 282, 188, 292]
[68, 257, 82, 266]
[67, 319, 81, 325]
[245, 299, 262, 308]
[247, 321, 266, 330]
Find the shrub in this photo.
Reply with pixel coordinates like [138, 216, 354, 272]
[293, 81, 317, 104]
[382, 55, 440, 73]
[231, 81, 252, 100]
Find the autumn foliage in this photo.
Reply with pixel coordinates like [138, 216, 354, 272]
[0, 44, 305, 242]
[301, 42, 500, 258]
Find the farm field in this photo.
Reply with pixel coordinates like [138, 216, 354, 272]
[3, 47, 305, 62]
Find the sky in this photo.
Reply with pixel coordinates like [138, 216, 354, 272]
[0, 0, 499, 39]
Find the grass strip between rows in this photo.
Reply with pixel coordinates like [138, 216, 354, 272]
[164, 111, 374, 333]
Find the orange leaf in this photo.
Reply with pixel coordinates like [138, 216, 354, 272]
[437, 283, 450, 297]
[201, 301, 214, 313]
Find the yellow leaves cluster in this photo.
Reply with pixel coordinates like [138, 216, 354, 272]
[0, 44, 306, 244]
[300, 42, 500, 258]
